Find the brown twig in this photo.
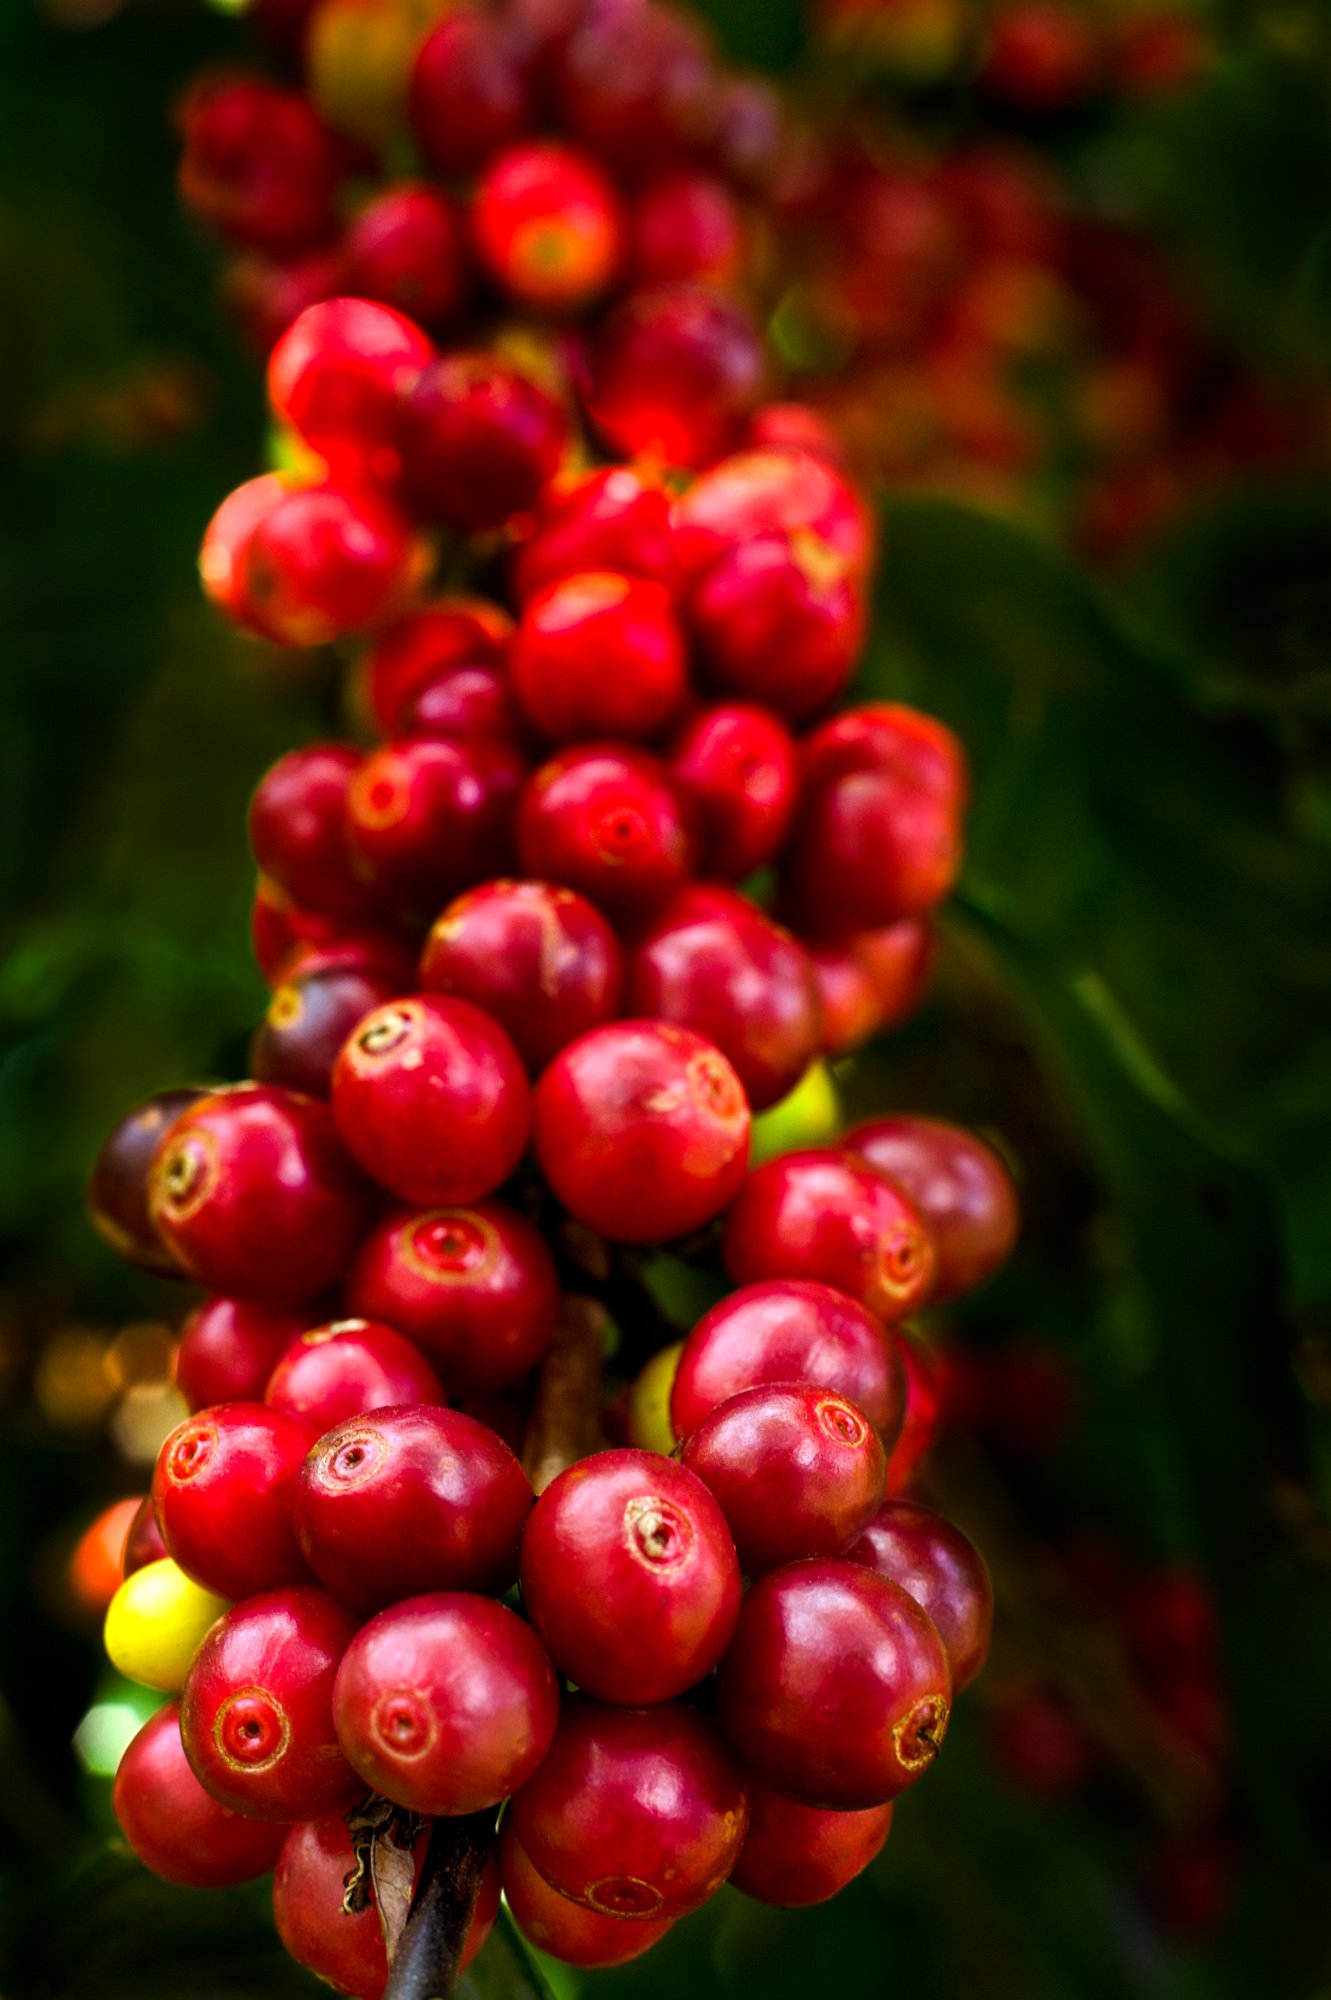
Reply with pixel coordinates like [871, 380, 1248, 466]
[523, 1292, 607, 1493]
[381, 1812, 495, 2000]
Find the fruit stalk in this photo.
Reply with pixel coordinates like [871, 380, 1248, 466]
[383, 1811, 495, 2000]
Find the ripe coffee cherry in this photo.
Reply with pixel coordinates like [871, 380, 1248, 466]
[268, 298, 434, 468]
[674, 446, 873, 582]
[242, 482, 424, 647]
[729, 1780, 892, 1906]
[153, 1403, 315, 1600]
[346, 737, 522, 919]
[634, 172, 743, 288]
[690, 530, 864, 722]
[886, 1327, 943, 1495]
[88, 1087, 205, 1277]
[517, 745, 692, 922]
[181, 1587, 362, 1821]
[626, 886, 821, 1110]
[670, 1278, 904, 1444]
[520, 1449, 741, 1703]
[114, 1703, 286, 1888]
[583, 286, 766, 467]
[533, 1022, 750, 1244]
[668, 702, 798, 881]
[148, 1085, 371, 1301]
[500, 1819, 673, 1968]
[275, 1815, 498, 1998]
[679, 1384, 886, 1574]
[177, 1297, 317, 1410]
[104, 1559, 229, 1692]
[514, 467, 678, 603]
[122, 1496, 169, 1578]
[555, 3, 719, 171]
[721, 1150, 935, 1323]
[249, 744, 372, 925]
[711, 73, 785, 189]
[410, 11, 534, 177]
[177, 79, 344, 255]
[420, 879, 622, 1074]
[716, 1559, 952, 1808]
[399, 662, 527, 753]
[981, 0, 1105, 109]
[844, 1115, 1019, 1301]
[265, 1318, 444, 1430]
[331, 995, 530, 1206]
[295, 1404, 533, 1607]
[847, 1500, 993, 1693]
[511, 1697, 747, 1920]
[396, 353, 567, 533]
[809, 919, 934, 1058]
[472, 142, 624, 313]
[344, 185, 470, 333]
[346, 1202, 560, 1392]
[252, 964, 397, 1097]
[199, 473, 287, 634]
[332, 1592, 559, 1814]
[511, 572, 688, 743]
[363, 597, 513, 735]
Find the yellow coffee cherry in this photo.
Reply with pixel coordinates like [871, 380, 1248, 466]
[307, 0, 453, 149]
[628, 1340, 685, 1455]
[103, 1559, 229, 1692]
[749, 1059, 841, 1165]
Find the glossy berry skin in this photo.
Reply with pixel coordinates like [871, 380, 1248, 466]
[199, 473, 287, 634]
[242, 482, 423, 648]
[583, 285, 766, 468]
[274, 1814, 498, 1998]
[122, 1496, 169, 1578]
[181, 1587, 362, 1821]
[534, 1021, 750, 1244]
[332, 1592, 558, 1815]
[420, 879, 622, 1074]
[331, 994, 530, 1206]
[410, 11, 533, 177]
[87, 1087, 205, 1277]
[148, 1085, 371, 1302]
[248, 744, 372, 925]
[346, 737, 522, 920]
[514, 467, 678, 604]
[176, 1296, 319, 1410]
[114, 1703, 287, 1888]
[344, 185, 469, 333]
[345, 1201, 559, 1393]
[844, 1115, 1019, 1302]
[511, 572, 688, 744]
[363, 597, 513, 735]
[395, 353, 567, 534]
[679, 1384, 886, 1575]
[512, 1697, 747, 1920]
[252, 963, 397, 1097]
[626, 886, 820, 1111]
[177, 79, 343, 255]
[517, 745, 692, 923]
[520, 1449, 741, 1703]
[265, 1319, 444, 1431]
[472, 142, 624, 313]
[399, 662, 527, 753]
[674, 447, 872, 583]
[267, 298, 434, 469]
[153, 1402, 315, 1600]
[670, 1279, 904, 1441]
[668, 702, 797, 881]
[716, 1559, 952, 1808]
[634, 172, 743, 288]
[295, 1404, 533, 1608]
[690, 530, 864, 722]
[500, 1820, 673, 1968]
[722, 1150, 935, 1324]
[729, 1780, 892, 1907]
[847, 1500, 993, 1693]
[809, 919, 934, 1058]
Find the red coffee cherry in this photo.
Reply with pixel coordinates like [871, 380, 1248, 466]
[177, 78, 344, 255]
[747, 402, 845, 460]
[181, 1587, 362, 1821]
[331, 994, 530, 1206]
[362, 596, 513, 735]
[667, 702, 798, 882]
[844, 1115, 1019, 1301]
[345, 737, 523, 920]
[396, 353, 567, 534]
[248, 744, 373, 925]
[514, 466, 678, 603]
[626, 886, 821, 1110]
[555, 4, 719, 171]
[199, 473, 287, 635]
[499, 1818, 673, 1968]
[332, 1592, 559, 1814]
[295, 1404, 533, 1607]
[252, 964, 397, 1097]
[847, 1500, 993, 1693]
[410, 10, 534, 177]
[519, 1449, 741, 1703]
[343, 185, 470, 333]
[671, 1279, 906, 1441]
[511, 572, 688, 744]
[633, 171, 743, 288]
[420, 879, 622, 1074]
[275, 1814, 498, 1998]
[88, 1087, 205, 1278]
[729, 1780, 892, 1906]
[153, 1402, 315, 1600]
[673, 446, 872, 582]
[176, 1297, 318, 1410]
[689, 530, 864, 722]
[241, 481, 425, 647]
[716, 1558, 952, 1807]
[721, 1149, 935, 1323]
[148, 1085, 371, 1301]
[265, 1318, 444, 1431]
[122, 1496, 169, 1578]
[679, 1384, 886, 1574]
[399, 662, 528, 753]
[517, 745, 692, 922]
[583, 286, 766, 467]
[710, 73, 785, 190]
[981, 0, 1106, 110]
[511, 1697, 747, 1920]
[114, 1703, 286, 1888]
[885, 1326, 943, 1495]
[472, 142, 624, 313]
[267, 298, 434, 468]
[808, 919, 934, 1058]
[533, 1021, 750, 1243]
